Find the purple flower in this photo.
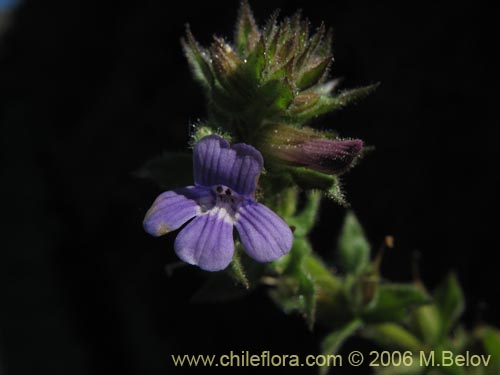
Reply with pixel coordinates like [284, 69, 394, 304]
[143, 135, 293, 271]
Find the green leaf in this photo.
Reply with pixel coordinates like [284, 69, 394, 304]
[234, 0, 260, 56]
[284, 84, 379, 124]
[319, 320, 362, 375]
[298, 268, 317, 330]
[325, 176, 348, 206]
[243, 36, 266, 83]
[287, 167, 346, 205]
[271, 187, 298, 218]
[479, 326, 500, 372]
[338, 211, 370, 275]
[181, 27, 214, 89]
[363, 323, 424, 352]
[281, 238, 317, 329]
[302, 254, 341, 293]
[287, 92, 321, 115]
[294, 22, 325, 68]
[412, 303, 442, 345]
[434, 273, 465, 338]
[296, 56, 331, 90]
[276, 236, 312, 275]
[258, 78, 294, 115]
[363, 284, 431, 323]
[269, 259, 317, 330]
[286, 190, 321, 236]
[134, 152, 192, 189]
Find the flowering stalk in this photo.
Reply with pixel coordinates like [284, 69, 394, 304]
[138, 2, 500, 374]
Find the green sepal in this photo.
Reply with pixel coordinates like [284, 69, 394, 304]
[338, 211, 371, 275]
[242, 36, 266, 83]
[134, 152, 192, 190]
[319, 320, 363, 375]
[234, 0, 260, 56]
[258, 78, 294, 116]
[282, 84, 379, 124]
[230, 244, 250, 289]
[287, 166, 347, 205]
[434, 273, 465, 339]
[181, 27, 214, 90]
[296, 55, 331, 90]
[362, 284, 431, 324]
[190, 125, 226, 143]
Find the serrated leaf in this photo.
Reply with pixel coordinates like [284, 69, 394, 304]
[363, 284, 431, 323]
[134, 152, 192, 189]
[234, 0, 260, 56]
[338, 211, 370, 275]
[319, 320, 362, 375]
[434, 273, 465, 338]
[181, 27, 214, 89]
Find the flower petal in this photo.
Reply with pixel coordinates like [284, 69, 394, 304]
[193, 135, 263, 195]
[143, 186, 213, 237]
[235, 201, 293, 262]
[174, 208, 235, 271]
[229, 143, 264, 195]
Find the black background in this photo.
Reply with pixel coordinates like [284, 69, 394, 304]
[1, 1, 497, 374]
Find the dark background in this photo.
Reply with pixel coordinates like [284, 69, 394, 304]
[1, 1, 497, 374]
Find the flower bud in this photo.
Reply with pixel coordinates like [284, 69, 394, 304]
[263, 124, 363, 175]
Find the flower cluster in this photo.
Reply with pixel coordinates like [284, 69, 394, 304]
[182, 1, 377, 133]
[183, 2, 374, 198]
